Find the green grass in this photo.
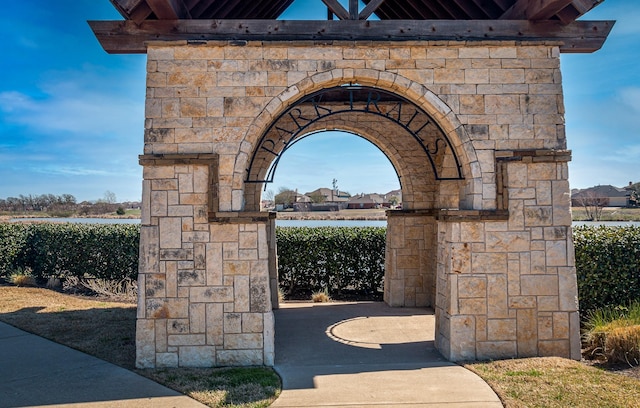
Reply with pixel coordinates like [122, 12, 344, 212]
[139, 367, 280, 408]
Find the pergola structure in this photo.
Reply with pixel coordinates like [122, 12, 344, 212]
[93, 0, 612, 53]
[91, 0, 613, 368]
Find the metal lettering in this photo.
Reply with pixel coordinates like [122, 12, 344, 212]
[365, 91, 382, 113]
[260, 140, 279, 157]
[385, 102, 403, 121]
[311, 95, 332, 117]
[287, 108, 313, 130]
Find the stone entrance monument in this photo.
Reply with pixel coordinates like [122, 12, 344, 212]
[91, 0, 613, 368]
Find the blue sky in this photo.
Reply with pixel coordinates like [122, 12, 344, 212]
[0, 1, 637, 202]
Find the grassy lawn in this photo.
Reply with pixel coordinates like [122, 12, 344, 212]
[465, 358, 640, 408]
[1, 286, 640, 407]
[571, 207, 640, 221]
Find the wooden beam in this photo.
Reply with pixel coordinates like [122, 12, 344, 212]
[110, 0, 152, 24]
[501, 0, 575, 21]
[321, 0, 349, 20]
[359, 0, 385, 20]
[349, 0, 359, 20]
[88, 19, 615, 54]
[146, 0, 192, 19]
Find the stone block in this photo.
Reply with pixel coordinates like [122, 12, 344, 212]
[206, 303, 224, 346]
[516, 308, 537, 357]
[179, 346, 216, 367]
[217, 349, 263, 366]
[224, 260, 250, 276]
[190, 286, 234, 303]
[459, 298, 487, 315]
[476, 341, 517, 360]
[487, 319, 516, 341]
[210, 224, 239, 242]
[538, 340, 570, 358]
[485, 231, 530, 252]
[168, 334, 206, 347]
[458, 276, 486, 298]
[156, 352, 179, 367]
[487, 274, 508, 318]
[146, 298, 189, 319]
[159, 217, 182, 248]
[136, 319, 156, 368]
[471, 253, 507, 274]
[448, 315, 476, 361]
[546, 240, 567, 267]
[225, 333, 263, 350]
[521, 275, 558, 296]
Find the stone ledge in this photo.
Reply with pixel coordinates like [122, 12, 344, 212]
[209, 211, 276, 224]
[495, 149, 571, 163]
[386, 209, 509, 221]
[139, 153, 219, 166]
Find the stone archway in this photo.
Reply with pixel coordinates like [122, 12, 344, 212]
[134, 40, 581, 368]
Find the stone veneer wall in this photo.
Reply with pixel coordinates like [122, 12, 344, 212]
[137, 39, 579, 367]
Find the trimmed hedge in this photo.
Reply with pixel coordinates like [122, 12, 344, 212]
[574, 225, 640, 315]
[0, 223, 30, 276]
[2, 223, 640, 318]
[276, 226, 385, 296]
[0, 223, 139, 280]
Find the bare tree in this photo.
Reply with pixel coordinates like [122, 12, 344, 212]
[576, 190, 607, 221]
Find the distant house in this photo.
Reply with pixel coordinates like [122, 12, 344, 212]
[571, 185, 635, 207]
[383, 189, 402, 208]
[304, 188, 351, 204]
[347, 193, 384, 209]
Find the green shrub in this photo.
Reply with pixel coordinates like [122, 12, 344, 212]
[1, 223, 140, 281]
[574, 226, 640, 316]
[276, 226, 385, 297]
[0, 223, 29, 278]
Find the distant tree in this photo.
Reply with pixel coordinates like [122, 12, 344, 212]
[275, 187, 297, 208]
[388, 195, 399, 207]
[103, 190, 117, 204]
[309, 192, 325, 203]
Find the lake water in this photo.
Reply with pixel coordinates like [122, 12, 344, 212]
[9, 217, 640, 228]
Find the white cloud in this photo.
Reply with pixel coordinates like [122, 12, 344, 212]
[0, 77, 143, 138]
[619, 87, 640, 114]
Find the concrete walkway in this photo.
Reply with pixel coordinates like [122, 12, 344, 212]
[272, 302, 502, 407]
[0, 322, 205, 408]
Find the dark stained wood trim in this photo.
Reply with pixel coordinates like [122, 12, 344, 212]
[321, 0, 350, 20]
[359, 0, 385, 20]
[146, 0, 192, 19]
[88, 19, 614, 54]
[501, 0, 589, 21]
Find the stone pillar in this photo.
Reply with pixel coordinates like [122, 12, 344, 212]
[385, 210, 437, 307]
[435, 151, 580, 361]
[136, 153, 275, 368]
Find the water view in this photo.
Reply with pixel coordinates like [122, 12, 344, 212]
[9, 217, 640, 228]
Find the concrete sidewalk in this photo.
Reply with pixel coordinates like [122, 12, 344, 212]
[271, 302, 502, 407]
[0, 301, 502, 407]
[0, 322, 205, 408]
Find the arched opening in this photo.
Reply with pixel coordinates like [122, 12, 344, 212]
[267, 129, 398, 301]
[244, 84, 468, 310]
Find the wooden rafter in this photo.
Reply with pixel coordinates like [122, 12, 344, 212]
[89, 18, 614, 54]
[146, 0, 191, 19]
[359, 0, 385, 20]
[501, 0, 577, 21]
[321, 0, 350, 20]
